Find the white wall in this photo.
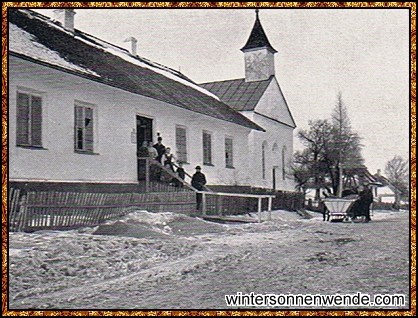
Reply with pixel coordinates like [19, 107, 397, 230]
[375, 185, 397, 203]
[255, 78, 295, 127]
[239, 79, 296, 191]
[9, 57, 252, 186]
[241, 111, 295, 191]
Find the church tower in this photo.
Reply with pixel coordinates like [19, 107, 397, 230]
[241, 9, 277, 82]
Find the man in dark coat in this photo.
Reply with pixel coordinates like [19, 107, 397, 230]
[153, 137, 166, 163]
[358, 184, 373, 222]
[191, 166, 207, 211]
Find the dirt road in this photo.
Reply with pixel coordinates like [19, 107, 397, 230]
[9, 210, 410, 310]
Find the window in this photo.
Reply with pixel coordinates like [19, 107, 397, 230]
[176, 126, 188, 163]
[262, 141, 267, 179]
[272, 143, 279, 153]
[203, 131, 212, 165]
[16, 91, 42, 147]
[225, 137, 234, 168]
[282, 146, 287, 180]
[74, 103, 94, 153]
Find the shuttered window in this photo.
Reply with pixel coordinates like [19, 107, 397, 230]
[176, 126, 188, 163]
[225, 137, 234, 168]
[16, 92, 42, 147]
[203, 131, 212, 165]
[74, 104, 94, 152]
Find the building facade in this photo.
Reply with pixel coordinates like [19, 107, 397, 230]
[9, 9, 269, 189]
[9, 9, 296, 192]
[201, 10, 296, 191]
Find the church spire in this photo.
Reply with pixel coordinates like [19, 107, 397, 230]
[241, 9, 277, 54]
[241, 10, 277, 82]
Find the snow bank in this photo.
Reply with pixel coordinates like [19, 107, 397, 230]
[94, 210, 227, 238]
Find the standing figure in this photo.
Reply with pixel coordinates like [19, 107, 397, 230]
[137, 141, 149, 181]
[359, 184, 373, 222]
[147, 141, 159, 181]
[152, 137, 165, 181]
[153, 137, 166, 163]
[161, 147, 176, 183]
[147, 141, 158, 160]
[191, 166, 207, 211]
[162, 147, 175, 172]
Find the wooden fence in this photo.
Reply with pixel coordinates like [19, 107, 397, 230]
[8, 186, 305, 232]
[8, 189, 196, 232]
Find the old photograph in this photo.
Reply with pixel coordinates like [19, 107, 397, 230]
[5, 4, 412, 312]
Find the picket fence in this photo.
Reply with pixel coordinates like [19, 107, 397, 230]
[8, 188, 196, 232]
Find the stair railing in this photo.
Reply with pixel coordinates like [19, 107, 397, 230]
[172, 162, 213, 192]
[138, 157, 199, 192]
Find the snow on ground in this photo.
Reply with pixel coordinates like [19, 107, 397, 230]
[8, 209, 410, 309]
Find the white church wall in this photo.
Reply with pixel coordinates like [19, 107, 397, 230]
[241, 111, 295, 191]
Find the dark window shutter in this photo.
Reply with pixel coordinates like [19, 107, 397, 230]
[225, 137, 233, 167]
[31, 96, 42, 146]
[75, 106, 84, 150]
[203, 132, 212, 165]
[176, 126, 187, 163]
[84, 107, 94, 152]
[16, 93, 30, 145]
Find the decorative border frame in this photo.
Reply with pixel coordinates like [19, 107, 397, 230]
[1, 2, 416, 316]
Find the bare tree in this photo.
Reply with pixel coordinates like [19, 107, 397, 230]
[296, 119, 333, 199]
[385, 156, 409, 203]
[293, 93, 364, 198]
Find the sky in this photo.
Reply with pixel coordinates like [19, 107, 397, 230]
[34, 8, 411, 175]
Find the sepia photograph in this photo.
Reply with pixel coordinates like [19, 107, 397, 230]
[4, 2, 414, 313]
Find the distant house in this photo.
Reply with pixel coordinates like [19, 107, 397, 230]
[9, 9, 268, 190]
[201, 10, 296, 191]
[372, 170, 402, 204]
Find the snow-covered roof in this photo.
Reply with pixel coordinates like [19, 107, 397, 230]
[9, 9, 263, 131]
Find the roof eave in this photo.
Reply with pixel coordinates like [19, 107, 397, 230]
[240, 45, 277, 54]
[11, 52, 264, 132]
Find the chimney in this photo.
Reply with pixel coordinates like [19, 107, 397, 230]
[53, 9, 76, 33]
[124, 37, 138, 56]
[377, 169, 381, 176]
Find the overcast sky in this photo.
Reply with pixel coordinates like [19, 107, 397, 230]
[34, 8, 410, 174]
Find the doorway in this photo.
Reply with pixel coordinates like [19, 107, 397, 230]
[272, 166, 278, 190]
[136, 115, 153, 181]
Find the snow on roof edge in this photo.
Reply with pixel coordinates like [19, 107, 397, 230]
[9, 22, 100, 78]
[17, 9, 220, 101]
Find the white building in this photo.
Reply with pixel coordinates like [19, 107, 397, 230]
[201, 10, 296, 191]
[9, 9, 295, 192]
[373, 170, 402, 204]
